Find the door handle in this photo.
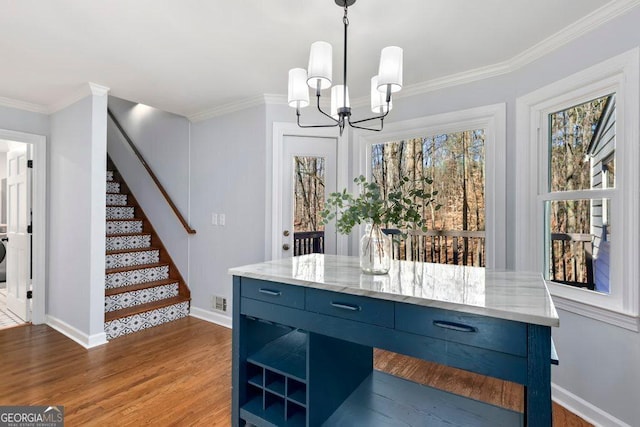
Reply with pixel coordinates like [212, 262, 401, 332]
[282, 244, 290, 251]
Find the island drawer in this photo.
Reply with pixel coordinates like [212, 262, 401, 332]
[241, 278, 305, 309]
[305, 288, 394, 328]
[395, 303, 527, 357]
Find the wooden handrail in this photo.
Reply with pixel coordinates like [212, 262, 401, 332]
[108, 109, 196, 235]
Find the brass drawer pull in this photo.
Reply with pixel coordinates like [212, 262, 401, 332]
[433, 320, 477, 333]
[330, 302, 361, 312]
[258, 288, 282, 297]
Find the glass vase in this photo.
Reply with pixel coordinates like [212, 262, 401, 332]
[360, 223, 392, 274]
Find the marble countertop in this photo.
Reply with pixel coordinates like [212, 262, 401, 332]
[229, 254, 559, 327]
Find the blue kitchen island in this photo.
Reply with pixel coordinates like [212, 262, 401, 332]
[230, 254, 559, 426]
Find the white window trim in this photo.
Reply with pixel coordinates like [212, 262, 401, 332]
[352, 103, 507, 269]
[515, 48, 640, 331]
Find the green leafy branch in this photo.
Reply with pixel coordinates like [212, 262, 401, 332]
[320, 175, 441, 237]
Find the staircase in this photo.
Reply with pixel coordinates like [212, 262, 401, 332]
[103, 162, 190, 340]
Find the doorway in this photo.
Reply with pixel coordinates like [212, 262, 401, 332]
[272, 123, 348, 260]
[0, 129, 46, 326]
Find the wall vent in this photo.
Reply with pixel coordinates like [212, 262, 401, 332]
[213, 296, 227, 312]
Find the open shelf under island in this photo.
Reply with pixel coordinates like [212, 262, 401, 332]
[229, 254, 559, 427]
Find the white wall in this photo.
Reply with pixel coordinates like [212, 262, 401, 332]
[0, 105, 48, 136]
[189, 104, 266, 323]
[107, 97, 191, 277]
[49, 93, 107, 346]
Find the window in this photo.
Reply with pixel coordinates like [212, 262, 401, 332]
[293, 156, 326, 255]
[354, 103, 506, 269]
[544, 95, 613, 293]
[516, 48, 639, 329]
[370, 130, 486, 267]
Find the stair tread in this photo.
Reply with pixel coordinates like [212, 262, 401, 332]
[106, 246, 161, 255]
[105, 295, 190, 322]
[106, 218, 143, 223]
[105, 279, 180, 296]
[106, 232, 151, 238]
[106, 262, 168, 274]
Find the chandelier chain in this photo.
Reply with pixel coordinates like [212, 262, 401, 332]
[343, 4, 349, 26]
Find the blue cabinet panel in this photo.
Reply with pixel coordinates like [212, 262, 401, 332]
[305, 288, 394, 328]
[396, 302, 527, 357]
[241, 278, 306, 309]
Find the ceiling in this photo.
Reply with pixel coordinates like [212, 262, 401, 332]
[0, 0, 628, 119]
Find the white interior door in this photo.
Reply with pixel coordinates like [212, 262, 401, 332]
[6, 144, 31, 321]
[278, 135, 337, 259]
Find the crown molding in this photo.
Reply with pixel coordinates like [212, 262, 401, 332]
[398, 61, 513, 101]
[390, 0, 640, 102]
[48, 82, 110, 114]
[263, 93, 287, 105]
[509, 0, 640, 71]
[188, 94, 269, 123]
[0, 96, 48, 114]
[88, 82, 110, 96]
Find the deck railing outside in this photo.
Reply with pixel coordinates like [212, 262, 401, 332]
[293, 230, 594, 288]
[392, 230, 486, 267]
[293, 231, 325, 256]
[549, 233, 593, 290]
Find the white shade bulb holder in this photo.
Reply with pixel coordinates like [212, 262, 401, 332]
[377, 46, 403, 93]
[331, 85, 350, 120]
[288, 68, 310, 108]
[307, 41, 333, 91]
[370, 76, 392, 114]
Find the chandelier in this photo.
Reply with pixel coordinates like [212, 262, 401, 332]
[287, 0, 403, 136]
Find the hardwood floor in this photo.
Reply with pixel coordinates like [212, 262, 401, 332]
[0, 318, 590, 426]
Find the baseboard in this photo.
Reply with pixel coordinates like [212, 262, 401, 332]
[46, 315, 108, 349]
[552, 382, 631, 427]
[190, 307, 232, 329]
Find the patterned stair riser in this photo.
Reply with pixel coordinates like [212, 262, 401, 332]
[106, 206, 135, 220]
[105, 283, 179, 312]
[107, 194, 128, 206]
[106, 182, 121, 193]
[106, 220, 143, 235]
[106, 265, 169, 289]
[106, 249, 160, 269]
[104, 301, 189, 340]
[107, 171, 114, 181]
[106, 234, 151, 251]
